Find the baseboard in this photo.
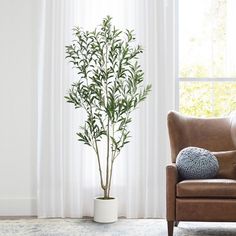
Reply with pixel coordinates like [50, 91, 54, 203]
[0, 198, 37, 216]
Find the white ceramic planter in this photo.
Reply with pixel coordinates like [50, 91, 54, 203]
[94, 197, 118, 223]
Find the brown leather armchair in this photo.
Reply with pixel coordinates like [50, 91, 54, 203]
[166, 111, 236, 236]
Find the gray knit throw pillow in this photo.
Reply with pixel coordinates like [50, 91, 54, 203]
[176, 147, 219, 179]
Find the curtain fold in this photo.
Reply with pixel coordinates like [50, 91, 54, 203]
[37, 0, 176, 218]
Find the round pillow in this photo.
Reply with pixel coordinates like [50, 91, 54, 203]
[176, 147, 219, 179]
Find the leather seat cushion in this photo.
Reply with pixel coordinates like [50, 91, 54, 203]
[177, 179, 236, 198]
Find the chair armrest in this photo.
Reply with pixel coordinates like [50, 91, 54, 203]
[166, 163, 179, 221]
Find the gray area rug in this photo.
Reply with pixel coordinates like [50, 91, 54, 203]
[0, 219, 236, 236]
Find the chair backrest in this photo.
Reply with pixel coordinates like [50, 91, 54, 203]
[167, 111, 236, 163]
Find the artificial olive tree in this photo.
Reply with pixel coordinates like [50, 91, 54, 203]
[65, 16, 151, 199]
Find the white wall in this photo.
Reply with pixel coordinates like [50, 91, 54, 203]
[0, 0, 38, 215]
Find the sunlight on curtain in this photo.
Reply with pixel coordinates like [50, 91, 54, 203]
[37, 0, 176, 218]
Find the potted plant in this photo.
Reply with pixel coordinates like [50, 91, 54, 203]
[65, 16, 151, 223]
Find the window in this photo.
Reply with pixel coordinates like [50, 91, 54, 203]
[178, 0, 236, 117]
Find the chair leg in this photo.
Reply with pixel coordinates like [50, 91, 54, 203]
[175, 221, 179, 227]
[167, 221, 174, 236]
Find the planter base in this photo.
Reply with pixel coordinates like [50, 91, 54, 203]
[94, 197, 118, 223]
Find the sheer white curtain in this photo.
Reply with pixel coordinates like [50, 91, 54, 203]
[37, 0, 176, 218]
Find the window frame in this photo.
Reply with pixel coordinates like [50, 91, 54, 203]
[176, 0, 236, 114]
